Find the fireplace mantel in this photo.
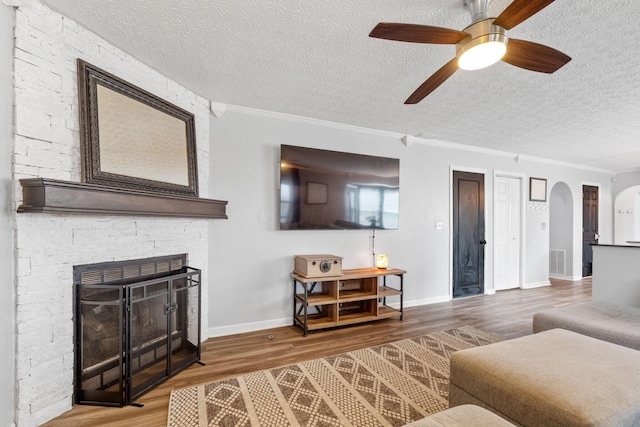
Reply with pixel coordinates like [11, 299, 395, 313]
[17, 178, 228, 219]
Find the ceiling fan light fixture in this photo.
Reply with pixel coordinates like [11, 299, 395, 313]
[370, 0, 571, 104]
[458, 37, 507, 70]
[456, 18, 508, 71]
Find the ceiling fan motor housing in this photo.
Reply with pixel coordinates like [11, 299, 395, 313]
[456, 18, 508, 60]
[464, 0, 492, 22]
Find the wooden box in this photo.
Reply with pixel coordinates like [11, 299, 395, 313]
[294, 254, 343, 278]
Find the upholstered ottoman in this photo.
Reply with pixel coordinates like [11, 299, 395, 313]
[402, 405, 516, 426]
[533, 301, 640, 350]
[449, 329, 640, 427]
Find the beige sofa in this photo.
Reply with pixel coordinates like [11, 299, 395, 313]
[449, 329, 640, 426]
[532, 301, 640, 350]
[401, 404, 515, 426]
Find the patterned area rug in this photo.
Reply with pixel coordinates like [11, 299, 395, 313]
[167, 326, 500, 427]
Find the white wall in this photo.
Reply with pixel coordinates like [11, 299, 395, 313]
[12, 3, 212, 425]
[549, 182, 574, 278]
[611, 171, 640, 244]
[636, 195, 640, 241]
[1, 4, 15, 427]
[547, 177, 612, 281]
[613, 170, 640, 197]
[207, 109, 614, 335]
[614, 186, 640, 244]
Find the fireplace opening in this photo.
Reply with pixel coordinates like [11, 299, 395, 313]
[74, 254, 201, 407]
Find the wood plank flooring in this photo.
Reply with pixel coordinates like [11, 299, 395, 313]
[43, 278, 591, 426]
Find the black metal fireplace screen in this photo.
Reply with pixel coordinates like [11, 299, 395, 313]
[74, 254, 201, 406]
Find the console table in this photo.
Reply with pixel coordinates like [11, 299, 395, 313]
[292, 268, 405, 336]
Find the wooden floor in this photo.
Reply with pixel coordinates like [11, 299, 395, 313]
[43, 278, 591, 426]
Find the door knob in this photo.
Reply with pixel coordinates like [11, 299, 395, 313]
[480, 239, 487, 245]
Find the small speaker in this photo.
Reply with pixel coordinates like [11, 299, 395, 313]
[294, 254, 343, 278]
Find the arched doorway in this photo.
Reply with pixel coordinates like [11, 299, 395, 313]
[614, 185, 640, 244]
[549, 182, 573, 279]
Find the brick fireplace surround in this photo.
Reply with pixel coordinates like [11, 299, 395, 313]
[12, 3, 212, 425]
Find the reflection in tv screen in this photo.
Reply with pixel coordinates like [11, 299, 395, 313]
[279, 145, 399, 230]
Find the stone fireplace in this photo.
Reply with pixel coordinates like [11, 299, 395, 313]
[11, 3, 220, 425]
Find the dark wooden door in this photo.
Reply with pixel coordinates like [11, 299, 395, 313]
[453, 171, 485, 298]
[582, 185, 599, 276]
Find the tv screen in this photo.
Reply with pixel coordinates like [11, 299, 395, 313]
[279, 145, 399, 230]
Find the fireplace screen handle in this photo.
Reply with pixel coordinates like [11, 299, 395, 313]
[164, 302, 178, 315]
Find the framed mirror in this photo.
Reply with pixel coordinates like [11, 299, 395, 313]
[77, 59, 199, 197]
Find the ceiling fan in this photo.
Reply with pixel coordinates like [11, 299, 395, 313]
[369, 0, 571, 104]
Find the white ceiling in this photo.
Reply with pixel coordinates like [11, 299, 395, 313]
[40, 0, 640, 173]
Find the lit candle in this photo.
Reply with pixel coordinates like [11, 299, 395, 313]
[375, 254, 389, 269]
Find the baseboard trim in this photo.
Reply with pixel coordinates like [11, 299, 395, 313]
[404, 296, 450, 307]
[207, 297, 452, 337]
[208, 317, 291, 338]
[522, 280, 551, 289]
[549, 274, 583, 281]
[385, 296, 449, 310]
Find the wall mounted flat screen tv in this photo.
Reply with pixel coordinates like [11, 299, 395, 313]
[279, 145, 399, 230]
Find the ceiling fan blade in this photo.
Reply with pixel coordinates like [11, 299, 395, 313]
[369, 23, 468, 44]
[405, 58, 459, 104]
[502, 38, 571, 73]
[493, 0, 556, 30]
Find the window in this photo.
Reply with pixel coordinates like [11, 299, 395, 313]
[280, 181, 292, 224]
[347, 184, 399, 228]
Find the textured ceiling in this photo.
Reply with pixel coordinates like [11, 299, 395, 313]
[40, 0, 640, 173]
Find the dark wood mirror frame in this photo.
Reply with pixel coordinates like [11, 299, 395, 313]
[77, 59, 199, 197]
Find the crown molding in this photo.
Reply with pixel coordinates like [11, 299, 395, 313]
[2, 0, 33, 7]
[614, 167, 640, 175]
[224, 104, 616, 174]
[226, 104, 402, 139]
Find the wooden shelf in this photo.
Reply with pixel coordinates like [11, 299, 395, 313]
[292, 267, 405, 283]
[378, 306, 402, 318]
[296, 308, 402, 331]
[293, 267, 404, 335]
[17, 178, 228, 219]
[378, 286, 402, 298]
[297, 315, 336, 330]
[297, 294, 338, 306]
[337, 311, 377, 325]
[338, 290, 378, 302]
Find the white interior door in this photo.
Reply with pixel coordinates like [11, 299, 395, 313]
[494, 176, 521, 290]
